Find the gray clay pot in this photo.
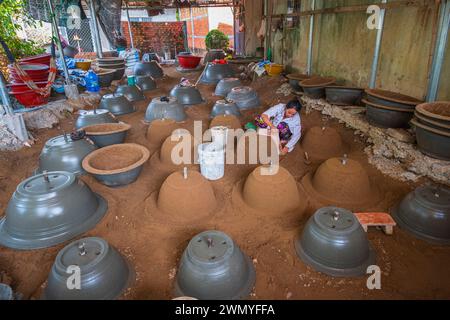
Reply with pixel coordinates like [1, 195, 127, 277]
[214, 78, 242, 97]
[97, 70, 116, 87]
[169, 85, 204, 105]
[325, 86, 363, 106]
[365, 89, 421, 110]
[115, 85, 145, 102]
[210, 100, 241, 118]
[200, 63, 235, 85]
[82, 123, 131, 148]
[133, 61, 164, 78]
[363, 99, 413, 128]
[226, 86, 260, 110]
[145, 96, 187, 123]
[75, 109, 118, 130]
[98, 93, 135, 116]
[135, 75, 157, 92]
[411, 118, 450, 161]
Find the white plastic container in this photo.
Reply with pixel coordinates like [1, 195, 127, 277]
[198, 142, 225, 180]
[210, 126, 229, 149]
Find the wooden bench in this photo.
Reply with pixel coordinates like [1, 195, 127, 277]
[354, 212, 397, 235]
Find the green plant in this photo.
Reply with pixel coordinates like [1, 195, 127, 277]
[0, 0, 44, 60]
[205, 29, 229, 51]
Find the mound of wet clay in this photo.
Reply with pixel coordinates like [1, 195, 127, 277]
[146, 118, 179, 146]
[157, 170, 217, 222]
[210, 114, 242, 130]
[301, 157, 380, 209]
[301, 126, 344, 161]
[236, 130, 279, 165]
[159, 130, 197, 168]
[237, 165, 301, 215]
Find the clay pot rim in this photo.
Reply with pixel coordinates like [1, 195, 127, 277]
[286, 73, 313, 80]
[81, 122, 131, 135]
[300, 77, 336, 87]
[95, 69, 116, 76]
[365, 89, 423, 106]
[415, 101, 450, 122]
[414, 112, 450, 130]
[82, 143, 150, 175]
[362, 99, 415, 113]
[410, 118, 450, 137]
[325, 85, 364, 91]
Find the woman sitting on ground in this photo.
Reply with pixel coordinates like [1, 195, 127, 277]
[254, 99, 302, 156]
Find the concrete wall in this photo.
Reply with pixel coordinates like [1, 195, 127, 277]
[247, 0, 449, 101]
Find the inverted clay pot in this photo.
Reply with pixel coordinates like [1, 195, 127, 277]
[363, 99, 414, 128]
[75, 109, 118, 130]
[115, 85, 145, 102]
[82, 123, 131, 148]
[169, 85, 204, 105]
[365, 88, 422, 110]
[415, 101, 450, 131]
[200, 63, 235, 85]
[146, 118, 179, 147]
[325, 86, 363, 106]
[98, 93, 136, 116]
[174, 230, 255, 300]
[301, 157, 381, 210]
[157, 170, 217, 222]
[82, 143, 150, 187]
[295, 206, 376, 277]
[237, 165, 301, 215]
[210, 99, 241, 118]
[96, 69, 116, 87]
[226, 86, 260, 110]
[37, 134, 98, 175]
[0, 171, 107, 250]
[135, 75, 157, 92]
[203, 49, 226, 63]
[392, 184, 450, 245]
[43, 237, 133, 299]
[145, 96, 187, 123]
[210, 114, 241, 130]
[286, 73, 312, 91]
[300, 77, 336, 99]
[214, 78, 242, 96]
[301, 126, 345, 162]
[410, 118, 450, 160]
[133, 61, 164, 78]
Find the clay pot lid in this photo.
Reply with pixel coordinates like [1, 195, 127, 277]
[250, 165, 292, 184]
[210, 114, 241, 129]
[163, 170, 205, 189]
[365, 89, 423, 106]
[19, 171, 74, 195]
[187, 231, 234, 266]
[82, 123, 131, 135]
[362, 98, 415, 113]
[313, 207, 359, 233]
[414, 185, 450, 209]
[300, 77, 335, 87]
[82, 143, 150, 175]
[286, 73, 312, 80]
[415, 101, 450, 122]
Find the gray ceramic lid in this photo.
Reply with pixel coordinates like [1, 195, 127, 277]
[187, 231, 235, 267]
[295, 207, 375, 277]
[169, 85, 204, 105]
[115, 85, 145, 102]
[37, 134, 97, 175]
[210, 100, 241, 118]
[135, 75, 157, 92]
[145, 96, 187, 123]
[215, 78, 242, 96]
[133, 61, 164, 78]
[0, 172, 107, 250]
[200, 63, 235, 84]
[226, 86, 260, 110]
[75, 109, 117, 129]
[98, 93, 135, 116]
[43, 237, 132, 300]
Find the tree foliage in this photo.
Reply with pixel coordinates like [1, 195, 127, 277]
[205, 29, 229, 51]
[0, 0, 44, 60]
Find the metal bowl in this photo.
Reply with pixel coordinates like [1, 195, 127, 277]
[145, 96, 187, 123]
[169, 85, 204, 105]
[200, 63, 235, 85]
[37, 134, 97, 175]
[325, 86, 363, 106]
[75, 109, 118, 130]
[411, 118, 450, 160]
[210, 100, 241, 118]
[203, 49, 226, 63]
[363, 99, 414, 128]
[365, 89, 422, 110]
[98, 93, 136, 116]
[82, 123, 131, 148]
[226, 86, 260, 110]
[295, 207, 376, 277]
[133, 61, 164, 78]
[392, 184, 450, 245]
[214, 78, 242, 96]
[115, 85, 145, 102]
[174, 230, 255, 300]
[82, 143, 150, 187]
[0, 171, 107, 250]
[300, 77, 336, 99]
[135, 75, 157, 92]
[43, 237, 132, 299]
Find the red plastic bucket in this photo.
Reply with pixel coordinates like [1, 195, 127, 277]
[178, 55, 202, 69]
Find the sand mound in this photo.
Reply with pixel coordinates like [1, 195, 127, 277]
[83, 123, 130, 135]
[301, 157, 380, 208]
[160, 130, 197, 167]
[236, 130, 279, 165]
[157, 170, 217, 221]
[301, 126, 344, 161]
[210, 114, 241, 130]
[146, 119, 179, 146]
[241, 165, 300, 214]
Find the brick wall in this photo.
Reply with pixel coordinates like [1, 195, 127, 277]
[217, 22, 234, 49]
[121, 21, 186, 57]
[180, 7, 209, 53]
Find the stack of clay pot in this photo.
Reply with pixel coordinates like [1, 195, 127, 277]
[411, 101, 450, 160]
[286, 73, 312, 92]
[363, 89, 423, 128]
[96, 57, 126, 81]
[301, 126, 345, 162]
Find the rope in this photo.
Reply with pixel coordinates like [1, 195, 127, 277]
[11, 57, 57, 97]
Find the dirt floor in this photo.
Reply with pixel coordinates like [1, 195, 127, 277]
[1, 65, 450, 300]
